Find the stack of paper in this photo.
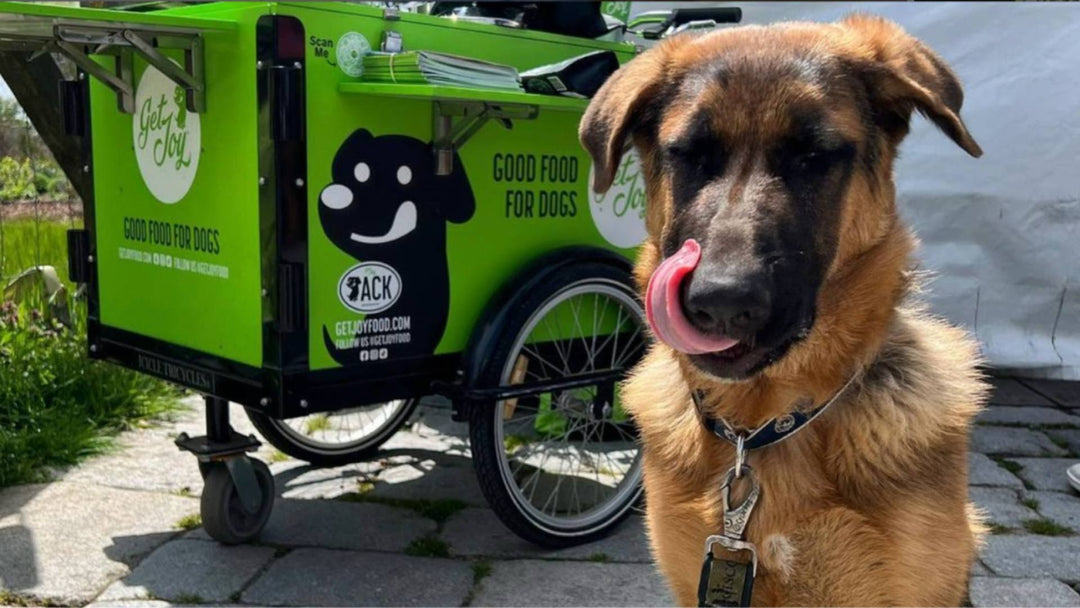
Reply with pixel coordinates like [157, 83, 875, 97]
[362, 51, 522, 91]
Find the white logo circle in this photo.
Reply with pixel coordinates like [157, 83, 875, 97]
[336, 32, 371, 78]
[587, 150, 647, 248]
[132, 65, 200, 204]
[338, 262, 402, 314]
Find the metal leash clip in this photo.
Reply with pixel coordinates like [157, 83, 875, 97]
[698, 465, 761, 607]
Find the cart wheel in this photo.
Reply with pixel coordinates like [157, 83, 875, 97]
[245, 398, 419, 466]
[469, 262, 647, 548]
[200, 459, 274, 545]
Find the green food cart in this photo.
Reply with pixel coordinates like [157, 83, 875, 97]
[0, 1, 738, 547]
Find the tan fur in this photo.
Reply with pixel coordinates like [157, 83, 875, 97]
[582, 15, 989, 607]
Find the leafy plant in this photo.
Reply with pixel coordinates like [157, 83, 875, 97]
[405, 534, 451, 558]
[1022, 518, 1073, 537]
[0, 288, 179, 487]
[0, 157, 37, 202]
[174, 513, 202, 531]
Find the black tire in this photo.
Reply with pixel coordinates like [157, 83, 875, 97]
[245, 398, 420, 467]
[468, 262, 646, 548]
[200, 459, 274, 545]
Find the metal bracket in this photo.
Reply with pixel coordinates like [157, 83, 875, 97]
[432, 100, 537, 175]
[54, 39, 134, 112]
[0, 23, 206, 114]
[381, 30, 402, 53]
[225, 456, 264, 515]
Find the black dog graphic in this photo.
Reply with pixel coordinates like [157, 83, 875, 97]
[319, 129, 475, 365]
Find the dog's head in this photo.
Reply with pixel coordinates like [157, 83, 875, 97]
[580, 15, 980, 381]
[319, 129, 475, 260]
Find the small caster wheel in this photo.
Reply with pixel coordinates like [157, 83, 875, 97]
[198, 461, 213, 479]
[200, 459, 274, 545]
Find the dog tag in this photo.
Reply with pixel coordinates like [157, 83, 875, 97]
[698, 547, 755, 607]
[699, 466, 761, 607]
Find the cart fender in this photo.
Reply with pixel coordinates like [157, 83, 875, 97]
[454, 246, 633, 416]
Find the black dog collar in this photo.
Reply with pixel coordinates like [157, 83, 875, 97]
[692, 373, 859, 451]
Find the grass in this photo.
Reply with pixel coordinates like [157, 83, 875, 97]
[991, 457, 1034, 488]
[268, 450, 290, 463]
[994, 458, 1023, 476]
[304, 413, 331, 435]
[471, 560, 493, 583]
[174, 513, 203, 531]
[987, 523, 1012, 535]
[0, 218, 181, 488]
[1033, 423, 1080, 431]
[172, 592, 206, 604]
[338, 494, 468, 524]
[1022, 518, 1074, 537]
[0, 297, 181, 487]
[504, 433, 531, 452]
[0, 217, 78, 287]
[1047, 434, 1072, 452]
[0, 590, 63, 607]
[588, 552, 611, 563]
[405, 534, 451, 558]
[1021, 497, 1040, 511]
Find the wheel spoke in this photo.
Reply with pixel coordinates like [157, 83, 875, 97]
[492, 279, 646, 536]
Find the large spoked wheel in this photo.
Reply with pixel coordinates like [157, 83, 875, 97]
[245, 398, 419, 467]
[469, 262, 648, 548]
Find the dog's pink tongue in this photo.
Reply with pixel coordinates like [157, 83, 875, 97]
[646, 239, 740, 355]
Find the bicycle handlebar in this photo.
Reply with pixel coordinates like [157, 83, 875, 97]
[670, 7, 743, 27]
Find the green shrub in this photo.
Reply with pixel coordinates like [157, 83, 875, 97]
[0, 294, 180, 487]
[0, 157, 37, 203]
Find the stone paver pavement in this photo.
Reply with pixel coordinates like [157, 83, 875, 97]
[1, 379, 1079, 607]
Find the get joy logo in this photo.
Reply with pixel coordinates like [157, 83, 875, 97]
[588, 149, 647, 248]
[132, 64, 201, 204]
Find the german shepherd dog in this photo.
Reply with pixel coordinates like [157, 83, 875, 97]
[580, 15, 987, 606]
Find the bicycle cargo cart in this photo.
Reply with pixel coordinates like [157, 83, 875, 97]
[0, 1, 737, 547]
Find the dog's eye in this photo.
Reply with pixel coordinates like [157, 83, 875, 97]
[666, 144, 727, 180]
[321, 184, 353, 210]
[397, 165, 412, 185]
[794, 150, 823, 171]
[354, 162, 371, 183]
[788, 140, 854, 174]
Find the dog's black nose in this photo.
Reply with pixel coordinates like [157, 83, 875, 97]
[683, 271, 771, 337]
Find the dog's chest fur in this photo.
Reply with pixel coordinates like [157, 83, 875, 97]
[624, 308, 987, 606]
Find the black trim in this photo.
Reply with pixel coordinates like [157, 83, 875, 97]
[93, 324, 269, 406]
[460, 368, 624, 402]
[92, 323, 461, 419]
[72, 67, 101, 351]
[60, 79, 88, 137]
[257, 14, 309, 383]
[67, 228, 90, 284]
[279, 353, 460, 418]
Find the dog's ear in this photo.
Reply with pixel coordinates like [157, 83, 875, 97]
[435, 151, 475, 224]
[841, 14, 982, 157]
[579, 46, 672, 193]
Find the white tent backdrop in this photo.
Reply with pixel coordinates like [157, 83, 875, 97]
[628, 2, 1080, 379]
